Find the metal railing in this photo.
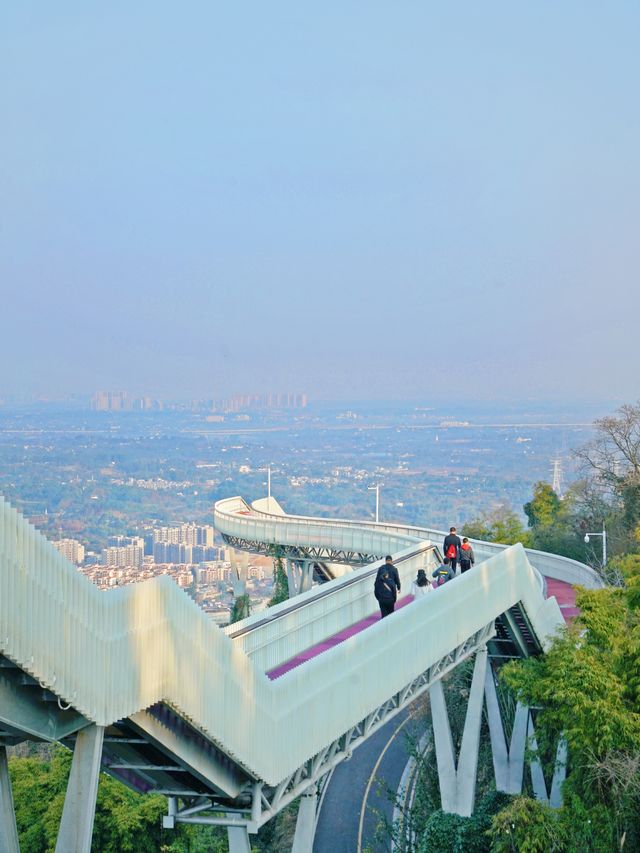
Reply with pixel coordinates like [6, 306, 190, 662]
[0, 495, 564, 788]
[226, 497, 603, 591]
[225, 542, 440, 671]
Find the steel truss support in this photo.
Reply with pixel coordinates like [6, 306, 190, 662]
[0, 745, 20, 853]
[55, 724, 105, 853]
[429, 647, 488, 816]
[221, 535, 380, 566]
[164, 622, 495, 835]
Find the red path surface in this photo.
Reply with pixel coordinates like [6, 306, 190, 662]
[266, 576, 579, 681]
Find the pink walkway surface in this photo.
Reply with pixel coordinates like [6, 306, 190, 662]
[545, 577, 580, 620]
[265, 576, 580, 681]
[266, 595, 414, 680]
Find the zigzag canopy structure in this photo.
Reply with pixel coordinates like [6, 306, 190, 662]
[0, 494, 602, 852]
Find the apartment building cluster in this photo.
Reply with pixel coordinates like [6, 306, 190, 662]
[91, 391, 162, 411]
[214, 392, 307, 413]
[101, 536, 145, 568]
[52, 538, 85, 565]
[85, 560, 236, 591]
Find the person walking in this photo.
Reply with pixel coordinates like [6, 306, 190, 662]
[459, 537, 475, 573]
[443, 527, 462, 574]
[432, 557, 455, 586]
[374, 555, 401, 618]
[410, 568, 432, 599]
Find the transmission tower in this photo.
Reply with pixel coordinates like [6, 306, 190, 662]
[551, 458, 563, 497]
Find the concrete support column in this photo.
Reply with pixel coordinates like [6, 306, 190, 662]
[550, 737, 567, 808]
[292, 786, 318, 853]
[299, 561, 314, 595]
[455, 647, 487, 815]
[528, 720, 567, 808]
[55, 724, 105, 853]
[429, 678, 457, 812]
[429, 648, 488, 816]
[0, 745, 20, 853]
[286, 559, 299, 597]
[227, 822, 251, 853]
[527, 717, 549, 803]
[484, 666, 527, 794]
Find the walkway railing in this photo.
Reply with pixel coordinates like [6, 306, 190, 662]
[1, 494, 562, 787]
[228, 497, 603, 590]
[225, 541, 439, 671]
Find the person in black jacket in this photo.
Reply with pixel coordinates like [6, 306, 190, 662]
[443, 527, 462, 574]
[374, 555, 401, 618]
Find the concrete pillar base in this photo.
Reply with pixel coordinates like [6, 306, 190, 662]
[227, 823, 251, 853]
[0, 745, 20, 853]
[292, 788, 318, 852]
[429, 647, 487, 816]
[55, 724, 105, 853]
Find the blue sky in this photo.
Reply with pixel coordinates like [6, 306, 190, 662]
[2, 2, 639, 402]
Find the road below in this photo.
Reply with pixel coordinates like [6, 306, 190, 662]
[313, 704, 426, 853]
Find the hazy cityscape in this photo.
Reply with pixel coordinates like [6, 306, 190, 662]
[0, 393, 607, 623]
[3, 2, 639, 848]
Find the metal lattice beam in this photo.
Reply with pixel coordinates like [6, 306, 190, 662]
[166, 621, 495, 832]
[220, 535, 382, 566]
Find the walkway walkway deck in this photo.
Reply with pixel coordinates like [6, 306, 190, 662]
[266, 576, 579, 681]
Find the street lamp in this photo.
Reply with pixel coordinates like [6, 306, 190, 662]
[584, 525, 607, 566]
[368, 485, 380, 523]
[260, 466, 273, 511]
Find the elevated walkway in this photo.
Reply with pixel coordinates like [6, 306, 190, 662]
[0, 494, 600, 851]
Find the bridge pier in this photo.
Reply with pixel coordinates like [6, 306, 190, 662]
[226, 821, 251, 853]
[55, 724, 104, 853]
[429, 647, 487, 816]
[286, 559, 315, 597]
[484, 665, 527, 794]
[528, 721, 567, 807]
[291, 785, 317, 852]
[0, 745, 20, 853]
[485, 665, 567, 805]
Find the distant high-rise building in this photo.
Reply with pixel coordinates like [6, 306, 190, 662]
[52, 538, 85, 565]
[92, 391, 131, 411]
[101, 544, 144, 568]
[91, 392, 162, 412]
[213, 392, 308, 413]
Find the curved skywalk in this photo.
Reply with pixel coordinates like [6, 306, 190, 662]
[0, 494, 596, 836]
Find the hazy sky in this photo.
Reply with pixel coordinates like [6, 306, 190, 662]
[2, 2, 639, 402]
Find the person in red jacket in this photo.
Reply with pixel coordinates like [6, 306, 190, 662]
[459, 537, 475, 573]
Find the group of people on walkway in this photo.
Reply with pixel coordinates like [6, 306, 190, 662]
[373, 526, 476, 618]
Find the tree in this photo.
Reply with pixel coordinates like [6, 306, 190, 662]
[524, 483, 562, 530]
[574, 402, 640, 543]
[230, 593, 251, 624]
[522, 482, 589, 562]
[8, 747, 228, 852]
[488, 796, 565, 853]
[268, 546, 289, 607]
[462, 506, 531, 547]
[575, 403, 640, 488]
[498, 584, 640, 849]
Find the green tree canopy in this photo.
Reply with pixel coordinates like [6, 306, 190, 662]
[462, 506, 531, 547]
[524, 482, 562, 529]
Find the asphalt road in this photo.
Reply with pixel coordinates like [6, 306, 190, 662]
[313, 706, 424, 853]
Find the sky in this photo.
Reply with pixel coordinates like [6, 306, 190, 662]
[1, 2, 639, 403]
